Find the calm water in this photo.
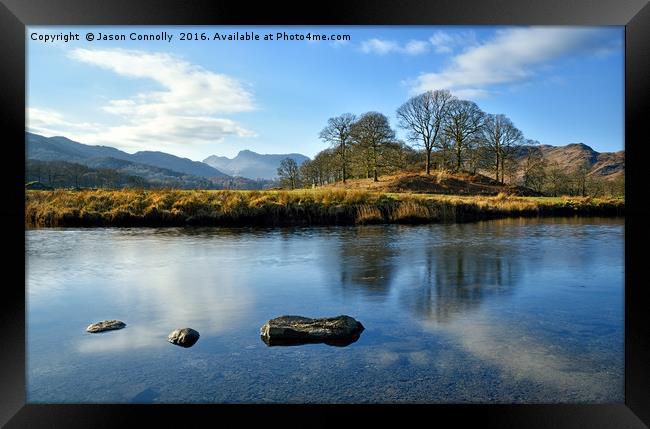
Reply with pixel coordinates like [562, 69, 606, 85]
[26, 217, 624, 403]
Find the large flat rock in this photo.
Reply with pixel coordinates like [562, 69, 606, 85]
[260, 315, 364, 347]
[86, 320, 126, 333]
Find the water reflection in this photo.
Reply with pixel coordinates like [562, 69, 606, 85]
[77, 326, 161, 353]
[322, 223, 520, 323]
[420, 314, 616, 397]
[27, 229, 259, 354]
[260, 333, 363, 347]
[329, 227, 399, 299]
[400, 234, 518, 324]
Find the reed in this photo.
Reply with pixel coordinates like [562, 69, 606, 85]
[25, 189, 624, 228]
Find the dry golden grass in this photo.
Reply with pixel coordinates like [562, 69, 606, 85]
[25, 188, 624, 228]
[320, 170, 515, 195]
[355, 205, 384, 224]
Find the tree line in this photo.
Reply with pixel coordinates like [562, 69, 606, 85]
[277, 89, 624, 197]
[27, 160, 148, 189]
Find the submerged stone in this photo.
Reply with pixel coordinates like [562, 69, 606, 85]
[86, 320, 126, 333]
[168, 328, 200, 348]
[260, 315, 364, 347]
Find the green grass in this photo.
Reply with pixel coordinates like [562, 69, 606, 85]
[25, 189, 625, 228]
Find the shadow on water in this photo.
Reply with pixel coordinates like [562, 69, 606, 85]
[259, 332, 363, 347]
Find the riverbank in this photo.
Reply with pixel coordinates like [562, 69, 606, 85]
[25, 189, 624, 228]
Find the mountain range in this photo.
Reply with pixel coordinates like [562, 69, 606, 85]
[26, 132, 228, 178]
[204, 150, 310, 180]
[26, 132, 311, 187]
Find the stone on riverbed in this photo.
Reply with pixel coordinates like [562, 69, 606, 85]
[260, 315, 364, 347]
[86, 320, 126, 333]
[168, 328, 200, 348]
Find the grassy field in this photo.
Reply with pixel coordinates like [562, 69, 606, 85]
[25, 189, 625, 228]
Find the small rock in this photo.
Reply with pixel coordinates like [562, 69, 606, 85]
[86, 320, 126, 333]
[168, 328, 200, 348]
[260, 315, 364, 347]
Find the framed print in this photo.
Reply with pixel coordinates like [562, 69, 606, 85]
[1, 0, 649, 427]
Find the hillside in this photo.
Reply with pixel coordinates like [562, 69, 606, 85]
[322, 171, 541, 196]
[129, 151, 226, 178]
[26, 132, 228, 178]
[26, 159, 274, 190]
[204, 150, 309, 180]
[511, 143, 624, 181]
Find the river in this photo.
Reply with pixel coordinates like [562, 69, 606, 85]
[25, 217, 624, 403]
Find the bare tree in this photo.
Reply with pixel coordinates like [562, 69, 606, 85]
[545, 162, 570, 197]
[520, 143, 547, 193]
[277, 158, 300, 189]
[300, 151, 337, 187]
[319, 113, 356, 184]
[351, 112, 396, 182]
[67, 163, 87, 189]
[380, 140, 417, 174]
[466, 138, 491, 175]
[397, 90, 454, 175]
[349, 138, 374, 179]
[444, 99, 485, 172]
[299, 159, 318, 188]
[498, 123, 525, 185]
[313, 149, 340, 185]
[573, 161, 592, 197]
[436, 134, 455, 170]
[611, 175, 624, 197]
[482, 114, 524, 183]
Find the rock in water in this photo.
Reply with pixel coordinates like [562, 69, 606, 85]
[168, 328, 200, 348]
[260, 315, 364, 347]
[86, 320, 126, 333]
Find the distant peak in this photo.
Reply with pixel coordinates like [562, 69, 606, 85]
[566, 142, 593, 150]
[237, 149, 257, 157]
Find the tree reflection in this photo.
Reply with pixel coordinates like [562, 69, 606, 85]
[329, 226, 399, 299]
[399, 224, 520, 323]
[324, 223, 522, 314]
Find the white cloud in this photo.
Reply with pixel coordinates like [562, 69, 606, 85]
[360, 38, 429, 56]
[28, 49, 257, 154]
[451, 88, 490, 99]
[410, 27, 619, 98]
[27, 107, 102, 137]
[360, 31, 476, 56]
[74, 116, 256, 152]
[404, 40, 429, 55]
[429, 30, 478, 54]
[68, 48, 254, 115]
[429, 32, 453, 54]
[360, 38, 400, 55]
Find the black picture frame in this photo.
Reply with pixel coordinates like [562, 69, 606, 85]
[2, 0, 648, 427]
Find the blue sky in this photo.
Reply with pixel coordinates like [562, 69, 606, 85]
[27, 26, 624, 160]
